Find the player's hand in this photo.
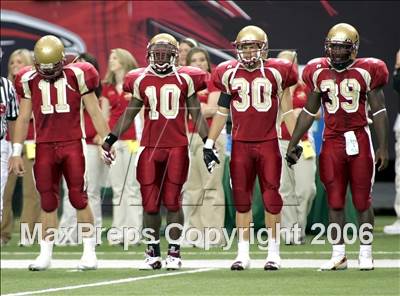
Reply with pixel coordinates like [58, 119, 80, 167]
[124, 92, 133, 101]
[101, 142, 116, 166]
[203, 147, 220, 173]
[93, 134, 103, 145]
[9, 156, 26, 176]
[375, 147, 389, 171]
[285, 145, 303, 168]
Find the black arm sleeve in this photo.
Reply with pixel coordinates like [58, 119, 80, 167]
[217, 92, 232, 109]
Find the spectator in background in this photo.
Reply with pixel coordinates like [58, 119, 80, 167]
[0, 75, 19, 222]
[57, 52, 108, 245]
[277, 50, 317, 244]
[384, 49, 400, 234]
[101, 48, 143, 245]
[182, 47, 226, 247]
[1, 49, 38, 246]
[178, 38, 198, 66]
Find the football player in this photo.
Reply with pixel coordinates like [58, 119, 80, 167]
[286, 23, 389, 271]
[102, 33, 209, 270]
[10, 35, 111, 271]
[203, 25, 298, 270]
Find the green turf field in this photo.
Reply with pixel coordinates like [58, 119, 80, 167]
[1, 216, 399, 296]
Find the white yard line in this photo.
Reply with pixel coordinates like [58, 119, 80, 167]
[1, 259, 399, 269]
[1, 267, 217, 296]
[2, 251, 400, 255]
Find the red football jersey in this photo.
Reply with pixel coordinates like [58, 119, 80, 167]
[15, 62, 99, 143]
[102, 84, 136, 141]
[302, 57, 389, 137]
[123, 66, 207, 147]
[280, 82, 310, 141]
[212, 59, 298, 141]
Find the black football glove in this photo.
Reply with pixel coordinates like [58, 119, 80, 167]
[285, 145, 303, 168]
[203, 147, 220, 173]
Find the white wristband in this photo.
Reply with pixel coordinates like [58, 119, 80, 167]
[217, 110, 229, 117]
[372, 108, 386, 117]
[302, 107, 317, 117]
[12, 143, 23, 157]
[204, 139, 214, 149]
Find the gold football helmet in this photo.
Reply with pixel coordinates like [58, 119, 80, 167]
[233, 25, 268, 68]
[147, 33, 179, 73]
[34, 35, 65, 80]
[325, 23, 359, 70]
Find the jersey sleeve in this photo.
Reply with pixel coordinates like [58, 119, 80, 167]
[70, 62, 99, 95]
[302, 63, 317, 92]
[207, 77, 220, 93]
[279, 60, 298, 90]
[123, 69, 144, 101]
[369, 58, 389, 90]
[189, 67, 207, 95]
[14, 66, 34, 99]
[211, 62, 229, 93]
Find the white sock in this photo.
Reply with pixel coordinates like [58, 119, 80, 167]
[332, 244, 345, 258]
[39, 239, 54, 258]
[82, 237, 96, 256]
[237, 241, 250, 258]
[268, 238, 280, 257]
[359, 245, 372, 258]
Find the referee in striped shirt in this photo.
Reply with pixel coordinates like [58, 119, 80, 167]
[1, 75, 19, 221]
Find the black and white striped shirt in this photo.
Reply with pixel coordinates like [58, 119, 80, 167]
[0, 77, 19, 139]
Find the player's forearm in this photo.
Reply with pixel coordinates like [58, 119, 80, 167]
[111, 98, 143, 138]
[288, 111, 314, 148]
[200, 103, 218, 118]
[7, 121, 16, 143]
[208, 112, 227, 141]
[283, 112, 297, 136]
[188, 104, 209, 140]
[13, 117, 29, 144]
[91, 112, 110, 139]
[367, 88, 388, 150]
[195, 113, 209, 140]
[372, 113, 389, 150]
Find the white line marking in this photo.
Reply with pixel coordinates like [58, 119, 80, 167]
[2, 251, 400, 255]
[2, 267, 217, 296]
[1, 259, 399, 269]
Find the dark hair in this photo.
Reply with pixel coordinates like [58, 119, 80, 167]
[186, 47, 211, 73]
[78, 52, 102, 97]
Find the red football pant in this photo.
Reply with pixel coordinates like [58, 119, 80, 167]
[34, 140, 88, 212]
[136, 146, 189, 213]
[319, 127, 375, 212]
[230, 140, 283, 214]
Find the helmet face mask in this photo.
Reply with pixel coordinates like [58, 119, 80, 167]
[147, 33, 179, 74]
[235, 41, 267, 69]
[148, 43, 178, 74]
[234, 25, 268, 69]
[325, 23, 359, 70]
[36, 61, 64, 81]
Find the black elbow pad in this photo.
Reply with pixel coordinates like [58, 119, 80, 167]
[217, 93, 232, 109]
